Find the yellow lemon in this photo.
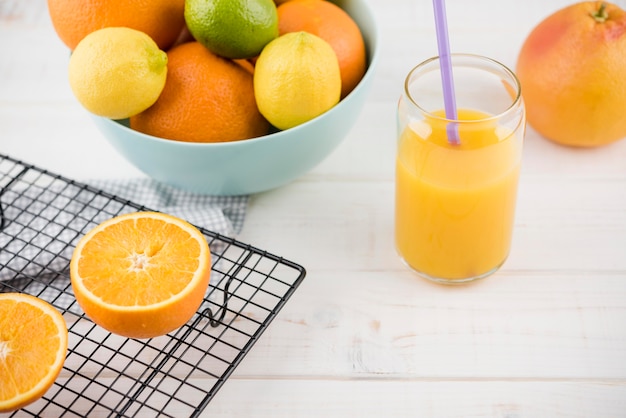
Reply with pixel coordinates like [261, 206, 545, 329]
[68, 27, 168, 119]
[254, 31, 341, 130]
[185, 0, 278, 59]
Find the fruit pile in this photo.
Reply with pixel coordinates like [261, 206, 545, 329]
[48, 0, 367, 143]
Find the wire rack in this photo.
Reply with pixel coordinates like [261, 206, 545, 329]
[0, 153, 307, 417]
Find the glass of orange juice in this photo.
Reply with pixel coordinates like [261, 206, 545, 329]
[396, 54, 525, 284]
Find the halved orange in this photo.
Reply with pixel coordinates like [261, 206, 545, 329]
[70, 212, 212, 339]
[0, 293, 68, 413]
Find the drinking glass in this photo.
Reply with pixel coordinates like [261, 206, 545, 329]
[395, 54, 525, 284]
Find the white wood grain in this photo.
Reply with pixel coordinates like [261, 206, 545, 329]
[39, 377, 626, 417]
[37, 378, 626, 417]
[210, 380, 626, 418]
[2, 0, 626, 416]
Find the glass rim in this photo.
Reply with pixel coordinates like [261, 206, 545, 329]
[404, 53, 523, 124]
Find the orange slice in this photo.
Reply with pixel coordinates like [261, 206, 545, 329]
[70, 212, 212, 339]
[0, 293, 68, 413]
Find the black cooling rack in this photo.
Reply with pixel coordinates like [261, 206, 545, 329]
[0, 153, 306, 417]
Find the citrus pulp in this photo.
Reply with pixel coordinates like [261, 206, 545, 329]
[70, 212, 212, 339]
[0, 293, 68, 413]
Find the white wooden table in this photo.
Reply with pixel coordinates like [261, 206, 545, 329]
[2, 0, 626, 416]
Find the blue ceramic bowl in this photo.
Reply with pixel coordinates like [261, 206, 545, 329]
[91, 0, 379, 195]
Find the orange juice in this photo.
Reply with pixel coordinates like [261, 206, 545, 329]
[395, 109, 522, 281]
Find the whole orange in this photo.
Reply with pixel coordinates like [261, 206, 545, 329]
[47, 0, 185, 50]
[516, 1, 626, 147]
[130, 42, 269, 143]
[277, 0, 366, 98]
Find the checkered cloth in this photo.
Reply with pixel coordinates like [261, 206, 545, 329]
[89, 178, 248, 236]
[0, 178, 248, 310]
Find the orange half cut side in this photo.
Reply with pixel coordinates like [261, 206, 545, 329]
[0, 293, 68, 413]
[70, 211, 212, 339]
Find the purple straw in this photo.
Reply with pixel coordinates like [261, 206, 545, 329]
[432, 0, 459, 145]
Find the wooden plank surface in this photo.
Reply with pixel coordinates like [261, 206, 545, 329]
[2, 0, 626, 416]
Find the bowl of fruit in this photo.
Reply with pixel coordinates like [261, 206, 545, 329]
[52, 0, 379, 195]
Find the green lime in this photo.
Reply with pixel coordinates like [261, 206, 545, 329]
[184, 0, 278, 59]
